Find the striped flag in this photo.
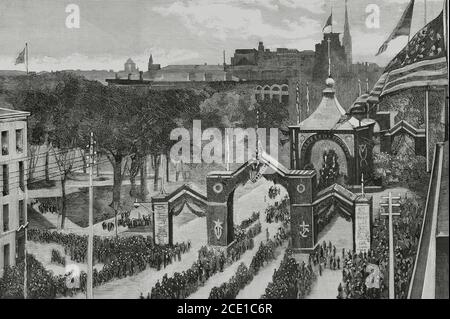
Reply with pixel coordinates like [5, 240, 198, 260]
[369, 11, 448, 100]
[376, 0, 415, 56]
[15, 47, 26, 65]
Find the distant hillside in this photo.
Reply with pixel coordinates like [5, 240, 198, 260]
[0, 70, 28, 76]
[62, 69, 116, 84]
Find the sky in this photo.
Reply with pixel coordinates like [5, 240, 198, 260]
[0, 0, 445, 72]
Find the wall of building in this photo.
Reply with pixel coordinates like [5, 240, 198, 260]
[0, 117, 27, 275]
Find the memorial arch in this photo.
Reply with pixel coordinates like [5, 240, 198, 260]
[206, 152, 317, 251]
[152, 184, 207, 245]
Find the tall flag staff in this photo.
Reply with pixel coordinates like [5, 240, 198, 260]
[306, 82, 310, 115]
[296, 81, 301, 124]
[322, 1, 333, 77]
[15, 43, 29, 74]
[328, 36, 332, 77]
[358, 79, 362, 96]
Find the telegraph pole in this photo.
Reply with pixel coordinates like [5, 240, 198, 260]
[23, 173, 29, 299]
[380, 192, 401, 299]
[86, 132, 95, 299]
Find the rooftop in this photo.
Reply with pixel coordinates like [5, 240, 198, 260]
[0, 107, 30, 119]
[295, 77, 351, 130]
[161, 64, 225, 72]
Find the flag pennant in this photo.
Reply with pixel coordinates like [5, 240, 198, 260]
[15, 47, 25, 65]
[369, 11, 448, 99]
[323, 13, 332, 31]
[376, 0, 415, 56]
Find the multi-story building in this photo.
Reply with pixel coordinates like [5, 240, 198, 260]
[228, 41, 315, 81]
[0, 107, 30, 276]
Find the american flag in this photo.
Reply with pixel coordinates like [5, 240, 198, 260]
[370, 11, 448, 101]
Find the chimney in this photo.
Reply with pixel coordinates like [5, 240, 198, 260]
[139, 71, 143, 81]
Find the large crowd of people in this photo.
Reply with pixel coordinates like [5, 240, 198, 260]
[0, 254, 74, 299]
[338, 196, 423, 299]
[101, 212, 152, 232]
[28, 229, 190, 289]
[265, 196, 290, 224]
[209, 227, 288, 299]
[309, 240, 342, 276]
[262, 249, 316, 299]
[145, 222, 262, 299]
[32, 198, 59, 215]
[239, 212, 260, 229]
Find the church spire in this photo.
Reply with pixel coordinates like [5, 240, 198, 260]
[343, 0, 353, 69]
[148, 54, 153, 72]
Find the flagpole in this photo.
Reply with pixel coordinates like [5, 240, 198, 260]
[25, 43, 28, 75]
[306, 82, 310, 115]
[296, 81, 301, 124]
[424, 0, 427, 25]
[330, 1, 333, 34]
[425, 86, 430, 172]
[327, 36, 332, 77]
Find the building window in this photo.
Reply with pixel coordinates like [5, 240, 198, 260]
[19, 161, 24, 191]
[3, 244, 10, 268]
[3, 204, 9, 232]
[19, 200, 25, 226]
[1, 131, 8, 155]
[16, 129, 23, 153]
[2, 164, 8, 196]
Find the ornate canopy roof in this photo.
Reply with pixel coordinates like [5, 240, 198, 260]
[294, 77, 365, 131]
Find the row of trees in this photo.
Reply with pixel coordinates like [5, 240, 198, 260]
[11, 73, 203, 228]
[9, 72, 290, 228]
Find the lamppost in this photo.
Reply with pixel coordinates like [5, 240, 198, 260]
[380, 192, 401, 299]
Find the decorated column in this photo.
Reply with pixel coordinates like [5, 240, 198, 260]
[151, 195, 170, 245]
[354, 195, 373, 253]
[287, 172, 317, 253]
[206, 173, 235, 247]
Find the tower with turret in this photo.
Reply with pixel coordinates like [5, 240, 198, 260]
[147, 53, 161, 78]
